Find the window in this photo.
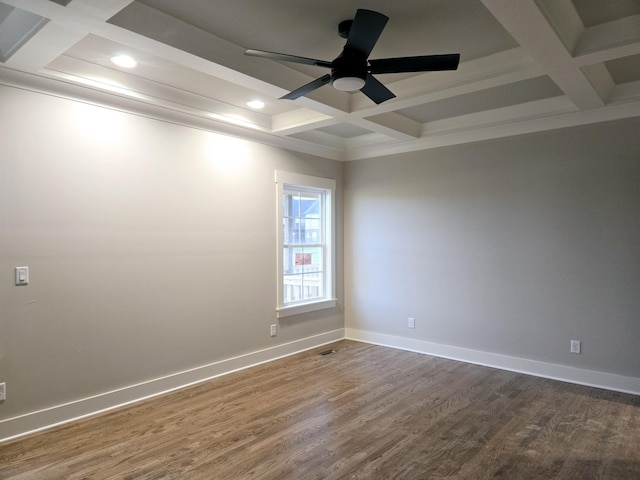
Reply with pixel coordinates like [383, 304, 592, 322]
[276, 171, 336, 317]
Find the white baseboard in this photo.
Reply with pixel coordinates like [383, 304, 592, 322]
[0, 329, 344, 444]
[345, 328, 640, 396]
[4, 327, 637, 444]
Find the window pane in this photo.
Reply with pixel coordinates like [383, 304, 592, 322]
[301, 192, 321, 217]
[283, 189, 323, 246]
[282, 217, 301, 245]
[303, 246, 323, 272]
[283, 271, 324, 303]
[284, 247, 321, 273]
[283, 247, 300, 275]
[283, 273, 303, 303]
[283, 245, 324, 303]
[302, 218, 321, 244]
[303, 270, 324, 300]
[282, 191, 298, 218]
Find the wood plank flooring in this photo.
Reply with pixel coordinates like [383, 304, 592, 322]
[1, 340, 639, 479]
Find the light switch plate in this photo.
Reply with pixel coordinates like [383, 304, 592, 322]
[15, 266, 29, 286]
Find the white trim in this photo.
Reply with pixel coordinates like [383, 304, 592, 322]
[0, 329, 345, 444]
[275, 171, 336, 316]
[345, 328, 640, 396]
[276, 298, 337, 318]
[274, 171, 336, 191]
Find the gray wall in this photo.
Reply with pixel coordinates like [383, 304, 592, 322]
[344, 118, 640, 378]
[2, 80, 639, 434]
[0, 85, 343, 422]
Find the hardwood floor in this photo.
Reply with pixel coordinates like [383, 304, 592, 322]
[1, 340, 639, 479]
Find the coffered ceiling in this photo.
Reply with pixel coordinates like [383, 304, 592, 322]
[1, 0, 639, 160]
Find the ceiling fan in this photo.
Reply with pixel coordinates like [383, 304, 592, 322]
[245, 9, 460, 104]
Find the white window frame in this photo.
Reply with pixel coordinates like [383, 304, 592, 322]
[275, 171, 336, 318]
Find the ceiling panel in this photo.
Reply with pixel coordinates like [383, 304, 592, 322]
[605, 53, 640, 84]
[317, 123, 373, 139]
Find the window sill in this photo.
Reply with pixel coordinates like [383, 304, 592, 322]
[276, 299, 337, 318]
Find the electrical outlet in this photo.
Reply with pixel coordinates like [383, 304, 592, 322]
[570, 340, 581, 354]
[0, 382, 6, 401]
[270, 324, 277, 337]
[408, 317, 415, 329]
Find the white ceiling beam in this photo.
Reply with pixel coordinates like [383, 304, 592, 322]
[573, 14, 640, 65]
[535, 0, 584, 52]
[481, 0, 605, 109]
[580, 63, 615, 104]
[355, 112, 422, 141]
[574, 39, 640, 67]
[272, 109, 337, 136]
[423, 96, 577, 135]
[274, 107, 421, 141]
[574, 14, 640, 57]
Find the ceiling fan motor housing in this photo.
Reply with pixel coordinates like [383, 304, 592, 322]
[338, 19, 353, 39]
[331, 49, 368, 91]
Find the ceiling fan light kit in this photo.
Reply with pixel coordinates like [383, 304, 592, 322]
[332, 76, 366, 92]
[245, 9, 460, 104]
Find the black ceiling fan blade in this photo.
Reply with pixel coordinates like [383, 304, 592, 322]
[360, 74, 395, 104]
[369, 54, 460, 74]
[245, 49, 332, 68]
[345, 9, 389, 58]
[281, 74, 332, 100]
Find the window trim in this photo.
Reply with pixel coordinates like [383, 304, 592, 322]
[275, 170, 336, 318]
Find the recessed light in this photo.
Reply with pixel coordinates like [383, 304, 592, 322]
[247, 100, 265, 109]
[111, 54, 137, 68]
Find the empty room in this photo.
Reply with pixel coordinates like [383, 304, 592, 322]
[1, 1, 639, 478]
